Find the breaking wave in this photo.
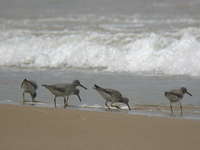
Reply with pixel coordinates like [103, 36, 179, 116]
[0, 15, 200, 76]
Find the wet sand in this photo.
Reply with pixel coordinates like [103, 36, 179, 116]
[0, 104, 200, 150]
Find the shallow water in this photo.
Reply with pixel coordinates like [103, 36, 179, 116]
[0, 69, 200, 119]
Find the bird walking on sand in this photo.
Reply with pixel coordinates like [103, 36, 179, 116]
[164, 87, 192, 115]
[93, 84, 131, 110]
[21, 78, 38, 104]
[42, 80, 87, 108]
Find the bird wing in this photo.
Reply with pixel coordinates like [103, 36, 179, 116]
[102, 88, 122, 97]
[53, 83, 71, 88]
[170, 91, 183, 98]
[49, 85, 66, 93]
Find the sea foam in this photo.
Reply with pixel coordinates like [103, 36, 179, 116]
[0, 16, 200, 76]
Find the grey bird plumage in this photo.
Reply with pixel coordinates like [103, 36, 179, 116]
[164, 87, 192, 115]
[42, 80, 87, 108]
[93, 84, 131, 110]
[21, 78, 38, 103]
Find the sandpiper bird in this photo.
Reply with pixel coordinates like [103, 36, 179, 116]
[93, 84, 131, 110]
[21, 78, 38, 103]
[164, 87, 192, 115]
[42, 80, 87, 108]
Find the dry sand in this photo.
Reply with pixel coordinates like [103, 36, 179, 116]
[0, 104, 200, 150]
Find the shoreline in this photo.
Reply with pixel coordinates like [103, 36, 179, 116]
[1, 104, 200, 150]
[1, 99, 200, 120]
[2, 100, 200, 120]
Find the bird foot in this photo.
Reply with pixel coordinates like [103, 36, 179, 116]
[105, 108, 111, 111]
[64, 103, 68, 108]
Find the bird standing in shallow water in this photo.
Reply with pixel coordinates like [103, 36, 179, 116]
[21, 78, 38, 104]
[164, 87, 192, 115]
[93, 84, 131, 111]
[42, 80, 87, 108]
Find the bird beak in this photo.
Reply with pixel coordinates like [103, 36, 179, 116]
[127, 103, 131, 111]
[186, 91, 192, 96]
[79, 83, 87, 90]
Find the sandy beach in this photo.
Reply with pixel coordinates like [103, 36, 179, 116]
[0, 104, 200, 150]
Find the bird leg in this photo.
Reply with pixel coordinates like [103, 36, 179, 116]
[22, 92, 25, 104]
[64, 96, 69, 108]
[64, 97, 67, 108]
[54, 96, 57, 108]
[105, 101, 111, 111]
[31, 95, 35, 102]
[179, 102, 183, 116]
[170, 102, 173, 115]
[76, 94, 82, 102]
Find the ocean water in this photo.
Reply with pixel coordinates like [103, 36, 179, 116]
[0, 0, 200, 119]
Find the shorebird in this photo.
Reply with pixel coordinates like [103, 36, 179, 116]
[21, 78, 38, 103]
[93, 84, 131, 110]
[42, 80, 87, 108]
[164, 87, 192, 115]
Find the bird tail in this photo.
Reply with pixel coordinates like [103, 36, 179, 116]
[20, 78, 27, 88]
[164, 92, 169, 96]
[94, 84, 102, 89]
[42, 84, 50, 89]
[42, 84, 48, 87]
